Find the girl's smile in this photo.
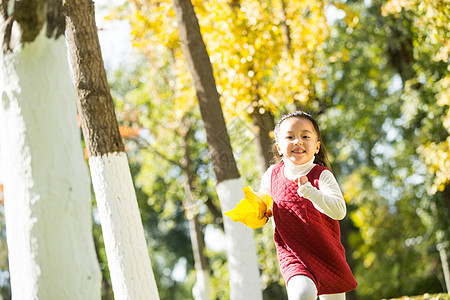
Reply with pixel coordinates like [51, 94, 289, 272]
[276, 117, 320, 165]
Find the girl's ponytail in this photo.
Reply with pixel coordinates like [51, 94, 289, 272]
[314, 144, 332, 172]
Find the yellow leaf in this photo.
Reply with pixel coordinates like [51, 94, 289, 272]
[224, 186, 272, 229]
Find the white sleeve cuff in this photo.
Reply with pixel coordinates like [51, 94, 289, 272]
[297, 182, 313, 198]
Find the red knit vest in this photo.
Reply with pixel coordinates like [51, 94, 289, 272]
[271, 163, 357, 295]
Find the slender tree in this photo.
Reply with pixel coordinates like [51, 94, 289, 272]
[137, 118, 213, 300]
[182, 125, 211, 300]
[250, 107, 276, 174]
[64, 0, 159, 299]
[172, 0, 263, 299]
[0, 1, 101, 298]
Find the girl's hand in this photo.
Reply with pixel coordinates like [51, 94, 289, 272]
[294, 176, 308, 187]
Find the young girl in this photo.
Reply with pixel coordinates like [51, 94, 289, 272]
[259, 111, 357, 300]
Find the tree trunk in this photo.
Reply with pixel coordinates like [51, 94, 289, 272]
[279, 0, 291, 52]
[184, 185, 211, 300]
[439, 186, 450, 295]
[441, 184, 450, 215]
[143, 121, 213, 299]
[0, 1, 101, 298]
[250, 106, 275, 175]
[437, 243, 450, 295]
[64, 1, 159, 299]
[182, 129, 211, 300]
[172, 1, 262, 299]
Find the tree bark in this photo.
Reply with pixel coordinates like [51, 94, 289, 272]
[63, 0, 124, 157]
[172, 1, 262, 299]
[0, 1, 101, 298]
[172, 0, 239, 183]
[64, 1, 159, 299]
[250, 106, 275, 175]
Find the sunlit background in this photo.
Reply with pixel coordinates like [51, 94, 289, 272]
[0, 0, 448, 299]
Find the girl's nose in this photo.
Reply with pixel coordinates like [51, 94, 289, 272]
[293, 138, 301, 145]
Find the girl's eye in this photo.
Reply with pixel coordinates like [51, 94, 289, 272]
[303, 136, 310, 139]
[286, 136, 293, 139]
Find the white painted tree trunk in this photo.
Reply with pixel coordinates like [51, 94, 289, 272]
[89, 152, 160, 300]
[437, 243, 450, 294]
[0, 30, 101, 299]
[216, 178, 262, 300]
[192, 269, 211, 300]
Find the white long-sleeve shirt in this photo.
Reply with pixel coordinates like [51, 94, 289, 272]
[259, 157, 347, 220]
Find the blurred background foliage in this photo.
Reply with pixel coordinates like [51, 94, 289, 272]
[0, 0, 449, 299]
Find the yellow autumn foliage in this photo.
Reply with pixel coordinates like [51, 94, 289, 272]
[418, 138, 450, 194]
[109, 0, 332, 123]
[224, 186, 272, 229]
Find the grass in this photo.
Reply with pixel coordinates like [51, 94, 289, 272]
[388, 294, 450, 300]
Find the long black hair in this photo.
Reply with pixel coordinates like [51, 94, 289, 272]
[271, 111, 332, 171]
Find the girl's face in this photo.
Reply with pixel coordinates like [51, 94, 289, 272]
[276, 117, 320, 166]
